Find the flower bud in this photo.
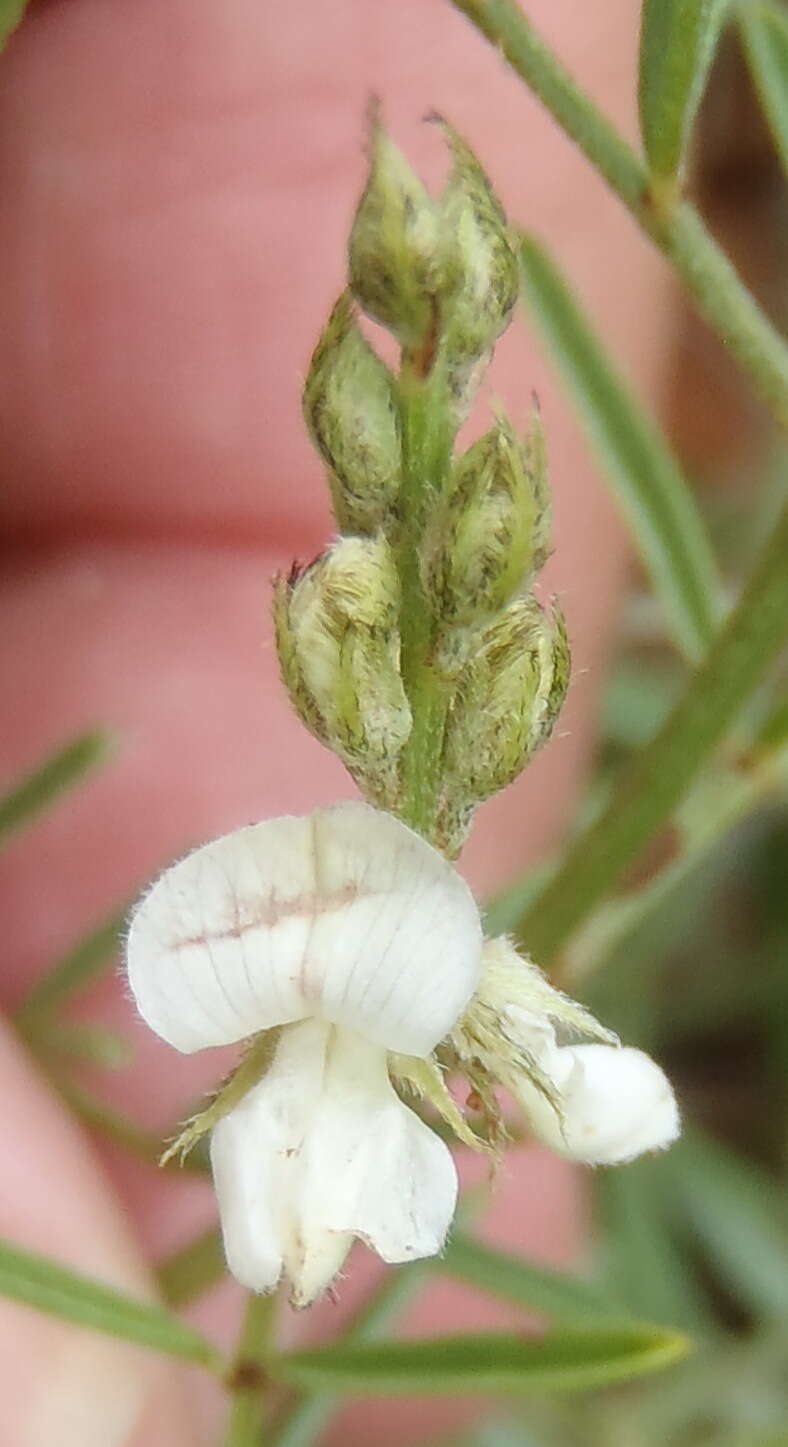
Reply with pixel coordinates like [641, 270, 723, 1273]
[303, 294, 401, 535]
[437, 597, 570, 850]
[436, 121, 519, 413]
[348, 111, 439, 351]
[273, 536, 412, 801]
[348, 112, 517, 393]
[420, 415, 547, 627]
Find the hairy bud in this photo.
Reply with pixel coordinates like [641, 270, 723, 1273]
[437, 597, 570, 852]
[303, 294, 402, 535]
[348, 112, 517, 390]
[436, 122, 520, 413]
[420, 414, 550, 626]
[274, 536, 412, 802]
[348, 112, 439, 351]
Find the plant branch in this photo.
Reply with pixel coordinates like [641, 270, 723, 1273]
[395, 354, 456, 841]
[515, 496, 788, 962]
[449, 0, 788, 430]
[225, 1290, 279, 1447]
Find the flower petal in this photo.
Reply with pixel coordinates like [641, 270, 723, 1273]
[127, 802, 481, 1053]
[210, 1019, 349, 1295]
[515, 1043, 680, 1165]
[209, 1020, 457, 1305]
[294, 1027, 457, 1304]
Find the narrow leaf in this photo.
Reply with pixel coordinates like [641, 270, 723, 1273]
[596, 1160, 716, 1333]
[519, 235, 721, 663]
[158, 1226, 225, 1309]
[0, 0, 27, 48]
[28, 1021, 133, 1070]
[639, 0, 731, 181]
[516, 497, 788, 963]
[267, 1265, 431, 1446]
[0, 732, 112, 846]
[740, 1, 788, 177]
[274, 1327, 690, 1397]
[0, 1237, 220, 1368]
[435, 1235, 624, 1326]
[17, 911, 125, 1025]
[667, 1132, 788, 1320]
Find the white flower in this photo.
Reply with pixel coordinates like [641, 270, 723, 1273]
[126, 802, 483, 1305]
[505, 1006, 680, 1165]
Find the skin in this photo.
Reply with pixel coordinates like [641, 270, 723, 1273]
[0, 2, 676, 1442]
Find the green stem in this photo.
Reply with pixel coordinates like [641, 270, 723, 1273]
[267, 1266, 429, 1447]
[562, 740, 788, 986]
[395, 355, 456, 840]
[225, 1290, 279, 1447]
[449, 0, 788, 430]
[516, 496, 788, 962]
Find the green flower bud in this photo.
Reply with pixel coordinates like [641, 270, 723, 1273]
[273, 536, 412, 803]
[303, 294, 401, 534]
[348, 111, 517, 392]
[436, 121, 520, 412]
[437, 597, 570, 851]
[420, 414, 547, 627]
[348, 111, 439, 351]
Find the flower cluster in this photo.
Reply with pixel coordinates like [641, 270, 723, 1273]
[127, 803, 679, 1306]
[276, 114, 567, 853]
[126, 117, 680, 1309]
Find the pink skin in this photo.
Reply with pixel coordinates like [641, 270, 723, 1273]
[0, 2, 674, 1443]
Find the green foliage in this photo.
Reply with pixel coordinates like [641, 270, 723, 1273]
[0, 1238, 220, 1368]
[0, 732, 112, 846]
[16, 911, 125, 1028]
[740, 1, 788, 177]
[0, 0, 27, 49]
[638, 0, 731, 182]
[519, 235, 721, 662]
[516, 498, 788, 962]
[274, 1326, 690, 1397]
[434, 1235, 624, 1326]
[666, 1133, 788, 1321]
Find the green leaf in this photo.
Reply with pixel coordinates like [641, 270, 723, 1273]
[16, 910, 125, 1025]
[28, 1021, 133, 1070]
[595, 1160, 716, 1334]
[435, 1235, 624, 1326]
[666, 1132, 788, 1320]
[518, 235, 721, 663]
[0, 732, 113, 846]
[274, 1327, 690, 1397]
[0, 0, 27, 48]
[267, 1265, 431, 1446]
[516, 497, 788, 963]
[158, 1226, 225, 1308]
[0, 1237, 220, 1368]
[451, 0, 788, 433]
[639, 0, 731, 181]
[740, 1, 788, 177]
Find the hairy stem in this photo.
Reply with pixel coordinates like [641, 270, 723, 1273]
[395, 353, 456, 840]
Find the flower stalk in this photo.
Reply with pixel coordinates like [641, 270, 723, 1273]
[395, 354, 456, 838]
